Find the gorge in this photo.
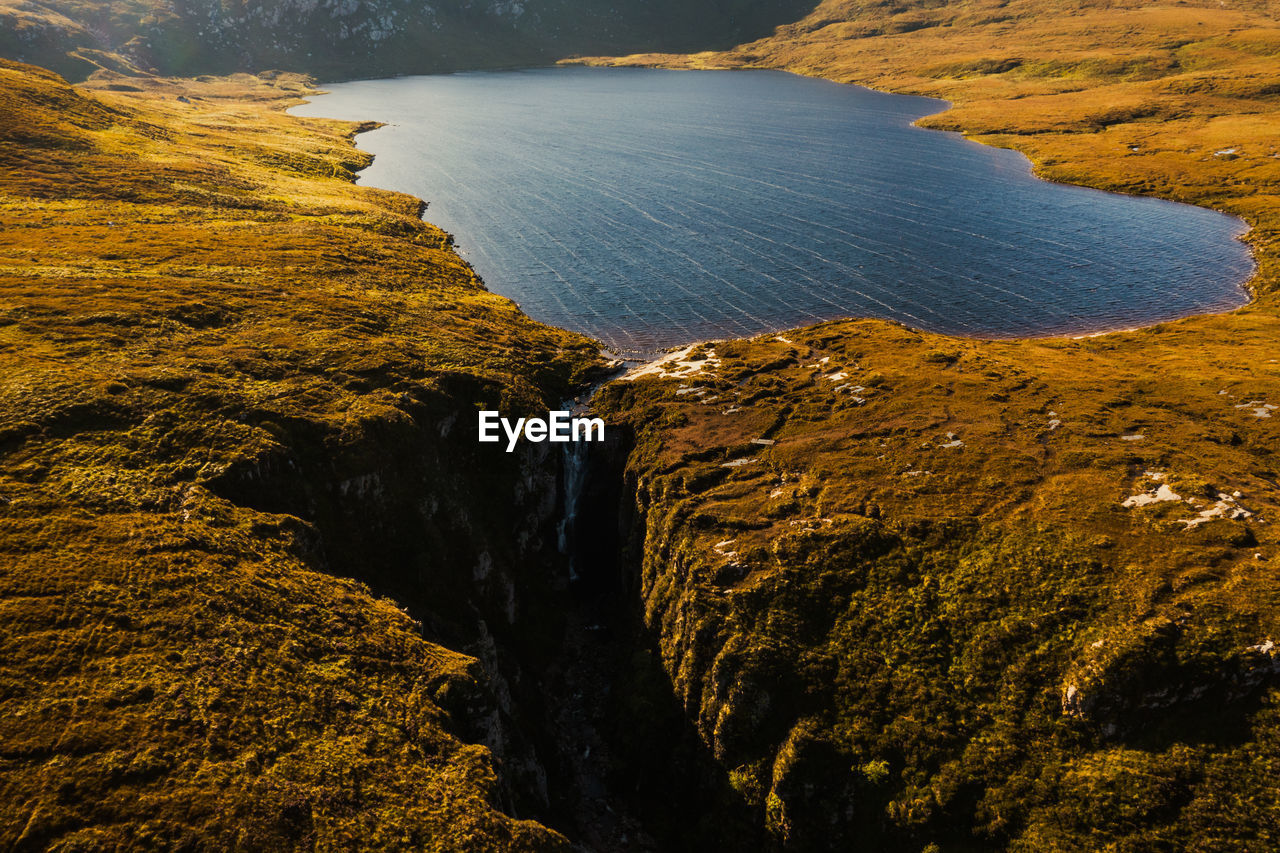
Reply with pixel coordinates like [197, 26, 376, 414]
[3, 0, 1280, 849]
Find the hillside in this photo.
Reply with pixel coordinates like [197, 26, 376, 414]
[4, 0, 1280, 848]
[0, 59, 608, 849]
[597, 313, 1280, 849]
[558, 0, 1280, 848]
[0, 0, 819, 80]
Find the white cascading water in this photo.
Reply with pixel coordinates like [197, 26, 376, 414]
[558, 440, 589, 582]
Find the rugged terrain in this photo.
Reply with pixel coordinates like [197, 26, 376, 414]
[0, 0, 818, 80]
[599, 316, 1280, 849]
[4, 0, 1280, 849]
[0, 59, 610, 849]
[579, 0, 1280, 848]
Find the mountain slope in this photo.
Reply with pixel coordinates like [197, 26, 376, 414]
[6, 0, 1280, 847]
[0, 0, 820, 80]
[579, 0, 1280, 847]
[0, 59, 603, 849]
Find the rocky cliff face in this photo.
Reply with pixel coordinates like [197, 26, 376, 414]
[595, 320, 1280, 849]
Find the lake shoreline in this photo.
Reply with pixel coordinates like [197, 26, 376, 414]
[291, 65, 1254, 359]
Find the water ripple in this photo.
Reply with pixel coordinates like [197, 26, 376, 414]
[292, 67, 1254, 357]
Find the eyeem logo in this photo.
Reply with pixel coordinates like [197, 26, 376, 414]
[478, 411, 605, 452]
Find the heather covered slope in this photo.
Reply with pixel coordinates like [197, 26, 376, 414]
[598, 310, 1280, 849]
[6, 0, 1280, 846]
[580, 0, 1280, 848]
[0, 60, 601, 849]
[599, 284, 1280, 845]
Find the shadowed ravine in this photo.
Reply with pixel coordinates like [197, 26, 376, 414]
[4, 0, 1280, 842]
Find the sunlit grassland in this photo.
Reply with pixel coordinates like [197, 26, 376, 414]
[0, 60, 598, 849]
[580, 1, 1280, 847]
[4, 0, 1280, 842]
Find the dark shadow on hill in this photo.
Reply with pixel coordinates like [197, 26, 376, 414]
[542, 426, 767, 850]
[0, 0, 823, 83]
[202, 380, 765, 848]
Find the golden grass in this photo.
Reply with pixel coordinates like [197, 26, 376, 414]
[578, 1, 1280, 846]
[4, 0, 1280, 843]
[0, 60, 597, 849]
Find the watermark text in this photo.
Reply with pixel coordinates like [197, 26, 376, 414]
[478, 410, 605, 452]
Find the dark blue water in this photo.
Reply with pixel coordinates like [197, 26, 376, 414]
[292, 66, 1253, 356]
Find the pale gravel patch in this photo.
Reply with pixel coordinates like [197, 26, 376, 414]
[623, 343, 721, 381]
[1178, 492, 1254, 529]
[1235, 400, 1277, 418]
[1123, 483, 1182, 508]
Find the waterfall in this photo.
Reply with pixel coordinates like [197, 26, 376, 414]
[559, 440, 589, 582]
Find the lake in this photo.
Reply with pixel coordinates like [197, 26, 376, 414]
[291, 66, 1254, 356]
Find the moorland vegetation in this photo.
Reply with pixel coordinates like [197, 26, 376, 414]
[583, 0, 1280, 847]
[4, 0, 1280, 848]
[0, 59, 606, 849]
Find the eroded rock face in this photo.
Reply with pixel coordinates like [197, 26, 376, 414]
[201, 377, 580, 817]
[595, 318, 1280, 850]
